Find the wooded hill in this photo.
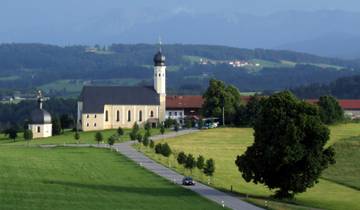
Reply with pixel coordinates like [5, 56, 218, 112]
[0, 43, 359, 97]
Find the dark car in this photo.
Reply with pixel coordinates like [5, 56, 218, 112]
[182, 176, 195, 186]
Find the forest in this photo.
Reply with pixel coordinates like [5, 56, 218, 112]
[291, 75, 360, 99]
[1, 43, 360, 97]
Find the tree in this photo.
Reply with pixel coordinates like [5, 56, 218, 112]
[136, 133, 143, 143]
[95, 132, 103, 144]
[74, 132, 80, 144]
[149, 140, 155, 148]
[60, 114, 74, 129]
[129, 123, 140, 140]
[203, 159, 215, 179]
[23, 129, 33, 142]
[108, 135, 116, 147]
[185, 154, 196, 174]
[5, 127, 18, 142]
[318, 95, 344, 124]
[236, 95, 262, 126]
[177, 152, 187, 165]
[198, 119, 204, 129]
[160, 124, 165, 135]
[117, 127, 124, 136]
[161, 143, 172, 157]
[184, 118, 192, 129]
[144, 122, 151, 131]
[142, 134, 149, 147]
[164, 118, 175, 128]
[155, 143, 162, 154]
[202, 79, 241, 125]
[52, 116, 62, 135]
[235, 91, 335, 199]
[174, 122, 179, 132]
[196, 155, 205, 170]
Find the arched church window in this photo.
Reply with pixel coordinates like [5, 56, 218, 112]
[159, 74, 161, 77]
[128, 110, 131, 122]
[37, 126, 41, 133]
[116, 110, 120, 122]
[105, 110, 109, 122]
[150, 111, 154, 117]
[139, 111, 143, 122]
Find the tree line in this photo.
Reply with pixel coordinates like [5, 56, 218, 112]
[291, 75, 360, 99]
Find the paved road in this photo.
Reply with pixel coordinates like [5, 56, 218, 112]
[112, 130, 262, 210]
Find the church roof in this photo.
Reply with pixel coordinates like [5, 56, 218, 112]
[80, 86, 160, 113]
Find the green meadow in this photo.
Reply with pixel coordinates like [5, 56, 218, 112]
[0, 146, 226, 210]
[0, 128, 165, 146]
[137, 123, 360, 210]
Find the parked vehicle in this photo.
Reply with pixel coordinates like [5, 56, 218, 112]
[182, 177, 195, 186]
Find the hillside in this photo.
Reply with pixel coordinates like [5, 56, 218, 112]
[291, 75, 360, 99]
[0, 43, 359, 97]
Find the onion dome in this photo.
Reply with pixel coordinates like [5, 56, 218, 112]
[30, 109, 52, 124]
[30, 91, 52, 124]
[153, 51, 166, 66]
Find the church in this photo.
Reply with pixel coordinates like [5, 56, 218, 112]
[77, 50, 167, 131]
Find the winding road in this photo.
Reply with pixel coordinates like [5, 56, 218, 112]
[111, 129, 262, 210]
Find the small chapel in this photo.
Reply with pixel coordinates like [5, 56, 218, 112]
[29, 91, 53, 138]
[77, 49, 167, 131]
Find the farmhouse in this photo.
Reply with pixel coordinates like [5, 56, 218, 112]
[77, 50, 166, 131]
[166, 95, 204, 124]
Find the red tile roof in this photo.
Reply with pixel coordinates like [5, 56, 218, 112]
[306, 99, 360, 110]
[166, 96, 204, 109]
[166, 95, 254, 109]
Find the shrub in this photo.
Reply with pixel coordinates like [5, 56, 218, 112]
[150, 140, 155, 148]
[136, 133, 143, 143]
[161, 143, 172, 157]
[108, 135, 117, 146]
[95, 132, 103, 144]
[142, 135, 149, 147]
[117, 127, 124, 136]
[177, 152, 187, 165]
[196, 155, 205, 170]
[155, 143, 162, 154]
[24, 129, 33, 141]
[203, 158, 215, 177]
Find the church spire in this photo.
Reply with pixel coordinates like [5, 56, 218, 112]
[37, 90, 44, 110]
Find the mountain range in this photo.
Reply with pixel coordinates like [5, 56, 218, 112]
[1, 7, 360, 59]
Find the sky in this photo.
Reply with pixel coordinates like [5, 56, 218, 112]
[2, 0, 360, 17]
[1, 0, 360, 58]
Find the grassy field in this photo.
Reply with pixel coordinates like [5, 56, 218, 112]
[137, 123, 360, 210]
[322, 136, 360, 190]
[0, 146, 226, 210]
[0, 128, 166, 146]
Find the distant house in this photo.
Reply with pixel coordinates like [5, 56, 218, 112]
[165, 96, 253, 124]
[166, 96, 204, 124]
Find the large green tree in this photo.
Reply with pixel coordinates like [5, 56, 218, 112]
[318, 95, 344, 124]
[202, 79, 241, 125]
[235, 91, 335, 199]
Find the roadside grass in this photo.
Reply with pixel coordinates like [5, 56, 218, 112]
[137, 123, 360, 210]
[0, 128, 166, 146]
[0, 146, 226, 210]
[322, 136, 360, 190]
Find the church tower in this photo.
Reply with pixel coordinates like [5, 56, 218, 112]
[153, 48, 166, 122]
[153, 50, 166, 95]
